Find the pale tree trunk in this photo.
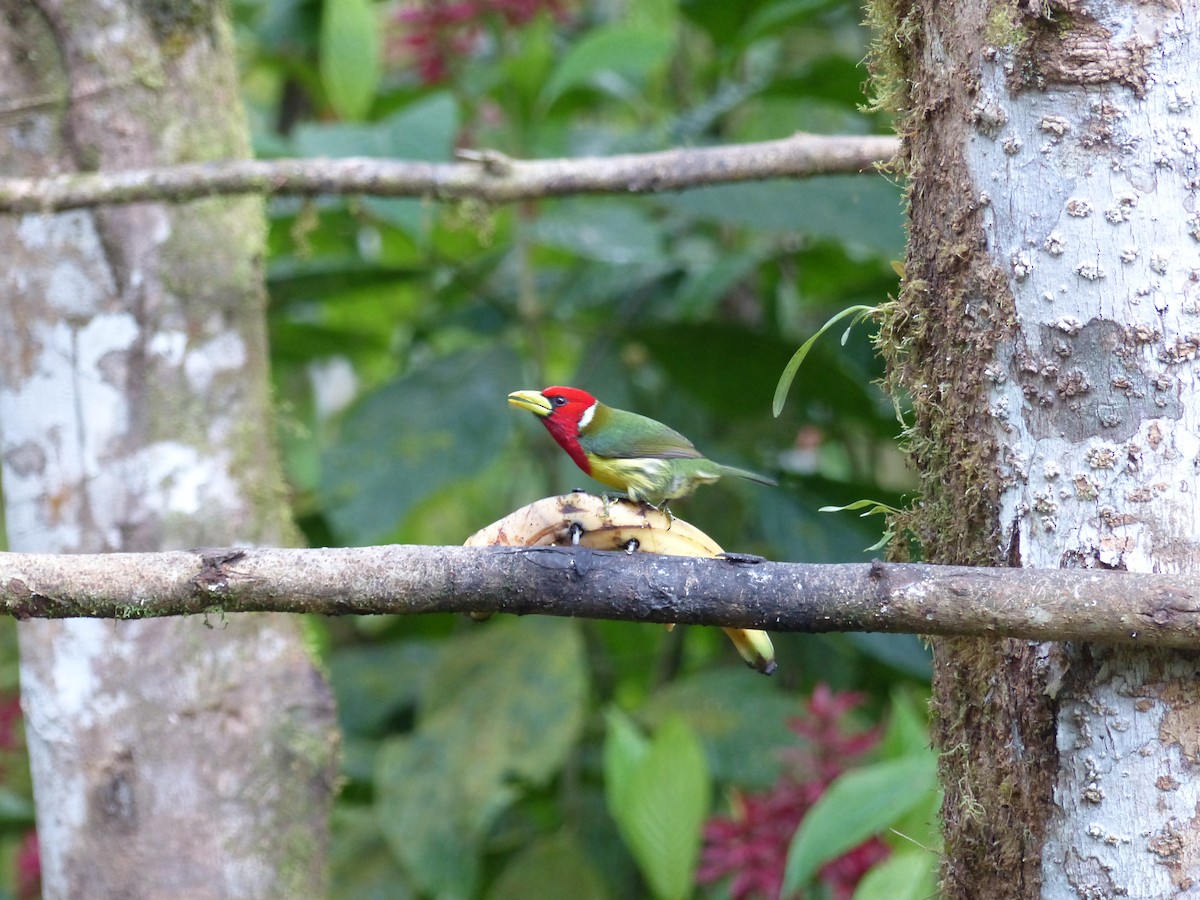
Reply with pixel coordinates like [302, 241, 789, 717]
[883, 0, 1200, 896]
[0, 3, 338, 898]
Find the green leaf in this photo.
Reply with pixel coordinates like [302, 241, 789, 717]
[527, 200, 665, 265]
[292, 94, 458, 240]
[739, 0, 842, 45]
[376, 618, 588, 899]
[773, 304, 876, 416]
[879, 687, 932, 759]
[330, 805, 417, 900]
[319, 0, 381, 120]
[0, 788, 34, 825]
[293, 93, 458, 160]
[487, 831, 609, 900]
[818, 498, 897, 515]
[844, 633, 932, 680]
[852, 849, 937, 900]
[659, 176, 905, 255]
[637, 323, 803, 422]
[679, 0, 753, 45]
[783, 753, 937, 895]
[671, 249, 766, 320]
[329, 640, 440, 736]
[603, 708, 649, 817]
[320, 346, 521, 544]
[640, 668, 798, 788]
[541, 23, 675, 107]
[604, 714, 710, 900]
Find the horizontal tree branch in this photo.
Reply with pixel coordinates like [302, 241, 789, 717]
[1, 545, 1197, 647]
[0, 133, 898, 213]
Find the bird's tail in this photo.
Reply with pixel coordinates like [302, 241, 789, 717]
[719, 464, 777, 487]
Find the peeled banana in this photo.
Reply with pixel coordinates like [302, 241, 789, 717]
[465, 493, 776, 674]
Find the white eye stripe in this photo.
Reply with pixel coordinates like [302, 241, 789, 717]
[578, 401, 596, 430]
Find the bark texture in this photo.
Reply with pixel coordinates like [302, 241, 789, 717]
[884, 0, 1200, 896]
[0, 2, 337, 897]
[0, 133, 899, 212]
[0, 543, 1198, 647]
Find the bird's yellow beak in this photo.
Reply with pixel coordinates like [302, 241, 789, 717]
[507, 389, 552, 417]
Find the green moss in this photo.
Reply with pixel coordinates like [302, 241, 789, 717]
[863, 0, 1022, 569]
[984, 1, 1028, 48]
[139, 0, 219, 43]
[862, 10, 1058, 890]
[862, 0, 920, 121]
[264, 692, 341, 894]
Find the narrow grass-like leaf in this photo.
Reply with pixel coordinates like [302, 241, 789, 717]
[773, 304, 876, 416]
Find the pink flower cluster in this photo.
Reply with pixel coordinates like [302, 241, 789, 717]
[0, 694, 36, 900]
[698, 684, 891, 899]
[391, 0, 571, 83]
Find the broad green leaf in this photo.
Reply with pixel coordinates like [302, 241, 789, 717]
[497, 13, 556, 121]
[783, 753, 938, 895]
[329, 640, 440, 736]
[376, 618, 588, 899]
[740, 0, 842, 45]
[487, 831, 608, 900]
[603, 708, 649, 817]
[670, 249, 766, 320]
[541, 24, 675, 107]
[876, 690, 943, 857]
[330, 806, 417, 900]
[0, 788, 33, 825]
[319, 0, 380, 120]
[527, 201, 665, 265]
[879, 687, 933, 759]
[363, 94, 458, 238]
[320, 346, 520, 544]
[853, 849, 937, 900]
[679, 0, 753, 45]
[378, 93, 459, 160]
[605, 715, 710, 900]
[755, 479, 906, 565]
[658, 176, 905, 256]
[640, 668, 798, 788]
[636, 324, 799, 421]
[293, 94, 458, 240]
[844, 633, 932, 680]
[293, 94, 458, 160]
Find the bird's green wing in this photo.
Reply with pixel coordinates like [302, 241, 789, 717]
[580, 406, 705, 460]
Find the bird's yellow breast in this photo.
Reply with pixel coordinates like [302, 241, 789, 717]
[585, 454, 669, 500]
[584, 454, 720, 505]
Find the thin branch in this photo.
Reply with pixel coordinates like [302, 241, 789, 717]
[0, 546, 1196, 648]
[0, 133, 899, 213]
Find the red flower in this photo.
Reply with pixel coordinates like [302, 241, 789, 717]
[0, 694, 22, 752]
[390, 0, 573, 85]
[15, 830, 39, 900]
[698, 685, 890, 899]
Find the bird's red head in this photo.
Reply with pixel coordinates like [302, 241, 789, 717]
[508, 385, 598, 474]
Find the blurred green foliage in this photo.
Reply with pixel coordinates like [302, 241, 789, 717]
[269, 0, 931, 896]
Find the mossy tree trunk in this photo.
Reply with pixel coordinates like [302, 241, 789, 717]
[0, 2, 338, 897]
[878, 1, 1200, 896]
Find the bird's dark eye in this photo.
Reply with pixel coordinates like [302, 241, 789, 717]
[551, 395, 568, 407]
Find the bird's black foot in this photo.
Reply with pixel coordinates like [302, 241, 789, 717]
[567, 521, 585, 545]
